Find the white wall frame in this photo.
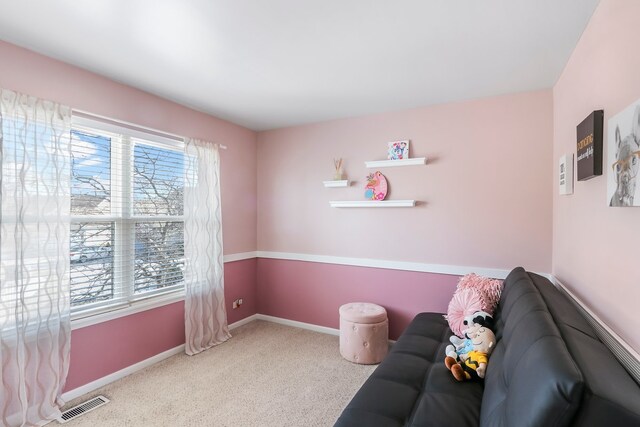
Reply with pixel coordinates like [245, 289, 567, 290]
[559, 154, 574, 195]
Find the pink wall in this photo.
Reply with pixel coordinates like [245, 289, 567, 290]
[0, 41, 260, 391]
[225, 258, 258, 326]
[257, 90, 554, 271]
[66, 302, 184, 391]
[65, 258, 257, 391]
[552, 0, 640, 353]
[255, 91, 553, 341]
[256, 259, 459, 340]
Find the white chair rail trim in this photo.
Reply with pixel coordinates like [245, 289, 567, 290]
[71, 251, 518, 330]
[255, 251, 519, 278]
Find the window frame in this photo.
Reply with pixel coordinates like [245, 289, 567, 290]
[70, 115, 186, 323]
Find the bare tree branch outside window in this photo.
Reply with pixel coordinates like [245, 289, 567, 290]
[133, 144, 185, 295]
[70, 130, 185, 307]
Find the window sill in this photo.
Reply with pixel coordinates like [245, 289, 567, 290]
[71, 291, 185, 330]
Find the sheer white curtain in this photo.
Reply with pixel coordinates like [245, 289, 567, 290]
[184, 138, 230, 355]
[0, 89, 72, 426]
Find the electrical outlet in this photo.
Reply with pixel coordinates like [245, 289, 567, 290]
[238, 298, 243, 305]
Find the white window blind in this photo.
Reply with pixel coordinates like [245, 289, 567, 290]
[70, 116, 185, 316]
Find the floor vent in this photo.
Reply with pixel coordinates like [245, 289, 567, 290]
[57, 395, 110, 423]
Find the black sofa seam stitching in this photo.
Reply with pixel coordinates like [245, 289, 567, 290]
[370, 376, 420, 392]
[560, 322, 599, 340]
[499, 287, 540, 321]
[504, 334, 574, 389]
[525, 273, 585, 379]
[340, 408, 404, 425]
[525, 272, 586, 423]
[403, 319, 454, 427]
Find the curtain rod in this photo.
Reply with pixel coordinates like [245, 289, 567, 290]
[72, 109, 228, 149]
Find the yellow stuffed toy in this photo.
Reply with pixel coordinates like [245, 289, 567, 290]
[445, 325, 496, 381]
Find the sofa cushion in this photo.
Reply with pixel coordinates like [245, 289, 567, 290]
[335, 313, 483, 427]
[480, 267, 584, 427]
[528, 273, 640, 426]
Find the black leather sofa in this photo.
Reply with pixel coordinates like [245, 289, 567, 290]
[335, 267, 640, 427]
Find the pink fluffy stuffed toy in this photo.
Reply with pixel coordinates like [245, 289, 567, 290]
[457, 273, 503, 313]
[445, 288, 484, 338]
[444, 274, 503, 338]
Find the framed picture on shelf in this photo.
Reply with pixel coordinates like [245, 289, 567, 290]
[387, 140, 410, 160]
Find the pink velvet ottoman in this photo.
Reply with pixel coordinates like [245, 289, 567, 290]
[339, 302, 388, 364]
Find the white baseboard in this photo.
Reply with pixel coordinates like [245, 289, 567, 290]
[61, 344, 185, 402]
[229, 313, 259, 329]
[255, 314, 340, 336]
[254, 314, 397, 343]
[62, 313, 370, 402]
[61, 314, 259, 402]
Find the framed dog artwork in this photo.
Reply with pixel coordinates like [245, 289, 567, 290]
[607, 98, 640, 207]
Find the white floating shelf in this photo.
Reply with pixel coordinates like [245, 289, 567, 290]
[323, 180, 350, 188]
[330, 200, 416, 208]
[365, 157, 427, 168]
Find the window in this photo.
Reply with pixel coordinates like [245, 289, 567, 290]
[70, 117, 185, 315]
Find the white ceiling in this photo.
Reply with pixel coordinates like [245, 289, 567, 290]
[0, 0, 600, 130]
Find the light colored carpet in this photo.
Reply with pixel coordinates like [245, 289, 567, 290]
[62, 320, 376, 427]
